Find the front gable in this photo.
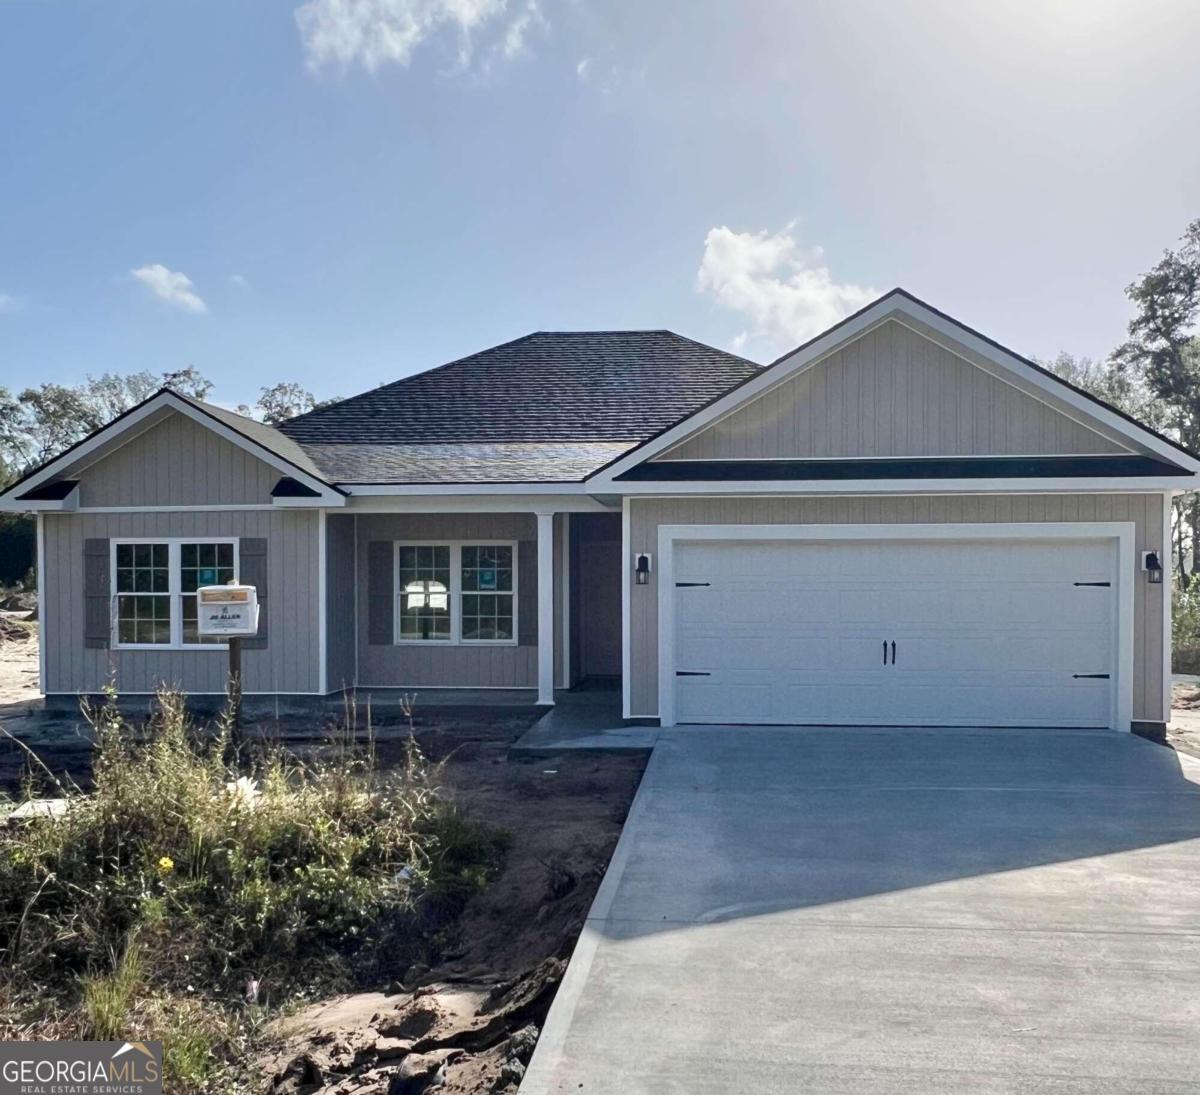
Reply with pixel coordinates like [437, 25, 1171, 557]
[658, 319, 1131, 462]
[591, 289, 1200, 489]
[74, 410, 280, 506]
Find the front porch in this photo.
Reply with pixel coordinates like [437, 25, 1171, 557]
[330, 509, 623, 706]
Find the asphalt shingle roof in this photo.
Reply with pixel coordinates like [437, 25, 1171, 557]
[277, 331, 761, 447]
[303, 441, 639, 484]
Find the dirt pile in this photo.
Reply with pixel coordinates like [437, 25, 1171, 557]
[0, 616, 31, 644]
[269, 959, 564, 1094]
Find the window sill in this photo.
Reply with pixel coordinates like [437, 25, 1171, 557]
[112, 643, 230, 652]
[393, 639, 519, 648]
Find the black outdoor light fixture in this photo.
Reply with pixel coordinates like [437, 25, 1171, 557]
[1143, 550, 1163, 584]
[635, 553, 652, 585]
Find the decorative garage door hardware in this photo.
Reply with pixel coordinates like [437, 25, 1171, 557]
[1074, 581, 1112, 587]
[1073, 673, 1111, 679]
[675, 581, 711, 587]
[883, 641, 898, 665]
[675, 670, 712, 677]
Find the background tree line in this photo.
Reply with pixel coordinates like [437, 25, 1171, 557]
[0, 373, 335, 586]
[1043, 218, 1200, 589]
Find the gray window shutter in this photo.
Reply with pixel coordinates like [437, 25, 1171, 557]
[367, 541, 394, 645]
[517, 539, 536, 647]
[83, 538, 110, 649]
[239, 538, 268, 650]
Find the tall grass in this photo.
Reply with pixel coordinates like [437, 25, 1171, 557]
[0, 687, 507, 1091]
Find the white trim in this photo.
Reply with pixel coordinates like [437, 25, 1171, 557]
[351, 684, 536, 692]
[110, 536, 240, 651]
[559, 514, 571, 689]
[391, 540, 519, 646]
[537, 512, 555, 706]
[609, 476, 1192, 496]
[343, 490, 611, 511]
[352, 514, 360, 689]
[589, 294, 1200, 484]
[655, 522, 1135, 733]
[345, 483, 596, 497]
[0, 391, 344, 508]
[318, 509, 328, 695]
[1163, 490, 1174, 724]
[76, 505, 282, 513]
[36, 514, 46, 695]
[45, 690, 329, 698]
[621, 495, 632, 720]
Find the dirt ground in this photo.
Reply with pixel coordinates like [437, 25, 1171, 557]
[0, 625, 647, 1093]
[0, 614, 38, 708]
[1168, 680, 1200, 758]
[258, 721, 646, 1094]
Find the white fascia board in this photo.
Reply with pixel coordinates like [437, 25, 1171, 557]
[343, 491, 616, 514]
[344, 481, 593, 496]
[610, 476, 1195, 496]
[0, 489, 78, 513]
[587, 294, 1200, 486]
[2, 391, 343, 505]
[271, 495, 341, 508]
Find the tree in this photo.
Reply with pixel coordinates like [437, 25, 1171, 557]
[0, 368, 215, 478]
[1042, 352, 1168, 430]
[254, 382, 337, 425]
[1111, 218, 1200, 587]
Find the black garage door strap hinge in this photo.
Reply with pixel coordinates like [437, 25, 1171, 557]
[675, 581, 711, 587]
[1073, 581, 1111, 587]
[1072, 673, 1110, 679]
[676, 670, 712, 677]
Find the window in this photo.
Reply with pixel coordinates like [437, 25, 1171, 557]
[113, 539, 238, 649]
[394, 542, 517, 644]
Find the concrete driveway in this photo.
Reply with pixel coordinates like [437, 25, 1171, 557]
[521, 728, 1200, 1094]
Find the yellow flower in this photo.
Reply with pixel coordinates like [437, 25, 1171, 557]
[157, 856, 175, 874]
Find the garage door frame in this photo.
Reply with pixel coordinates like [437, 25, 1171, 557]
[656, 521, 1135, 730]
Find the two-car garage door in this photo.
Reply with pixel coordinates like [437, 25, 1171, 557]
[670, 537, 1119, 728]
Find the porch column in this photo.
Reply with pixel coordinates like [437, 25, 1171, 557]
[536, 511, 555, 706]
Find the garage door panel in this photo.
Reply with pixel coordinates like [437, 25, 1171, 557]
[672, 537, 1118, 728]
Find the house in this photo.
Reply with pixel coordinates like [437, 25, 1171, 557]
[4, 289, 1197, 737]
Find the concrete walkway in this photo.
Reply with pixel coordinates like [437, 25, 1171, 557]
[521, 727, 1200, 1094]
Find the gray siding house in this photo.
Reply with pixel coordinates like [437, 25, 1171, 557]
[5, 290, 1197, 737]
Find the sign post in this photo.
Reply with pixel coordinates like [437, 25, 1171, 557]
[197, 584, 260, 734]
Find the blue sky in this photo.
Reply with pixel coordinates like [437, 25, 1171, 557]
[2, 0, 1198, 407]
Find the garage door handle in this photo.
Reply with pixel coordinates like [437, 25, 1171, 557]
[676, 670, 712, 677]
[883, 640, 888, 665]
[891, 640, 897, 665]
[1072, 673, 1110, 679]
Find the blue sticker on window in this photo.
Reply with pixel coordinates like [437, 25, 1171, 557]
[198, 568, 218, 585]
[478, 568, 497, 591]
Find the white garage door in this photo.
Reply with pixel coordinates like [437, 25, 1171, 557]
[671, 538, 1118, 728]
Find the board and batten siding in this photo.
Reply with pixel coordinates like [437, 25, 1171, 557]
[76, 412, 280, 507]
[354, 513, 539, 690]
[628, 493, 1166, 724]
[42, 510, 321, 695]
[659, 320, 1131, 461]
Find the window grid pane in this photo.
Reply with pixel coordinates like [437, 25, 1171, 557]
[398, 545, 452, 641]
[116, 593, 171, 645]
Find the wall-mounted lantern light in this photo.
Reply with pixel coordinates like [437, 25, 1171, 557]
[635, 553, 652, 586]
[1142, 550, 1163, 584]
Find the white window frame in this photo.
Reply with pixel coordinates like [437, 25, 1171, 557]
[111, 537, 239, 651]
[393, 541, 519, 647]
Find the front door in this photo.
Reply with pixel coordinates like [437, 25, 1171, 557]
[581, 538, 622, 678]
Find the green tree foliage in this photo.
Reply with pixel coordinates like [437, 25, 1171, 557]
[1111, 219, 1200, 590]
[0, 367, 214, 476]
[251, 381, 339, 425]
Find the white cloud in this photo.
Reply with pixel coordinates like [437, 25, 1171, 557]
[130, 264, 207, 314]
[295, 0, 542, 73]
[697, 223, 877, 356]
[0, 292, 24, 313]
[574, 55, 642, 96]
[497, 0, 545, 60]
[229, 273, 251, 291]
